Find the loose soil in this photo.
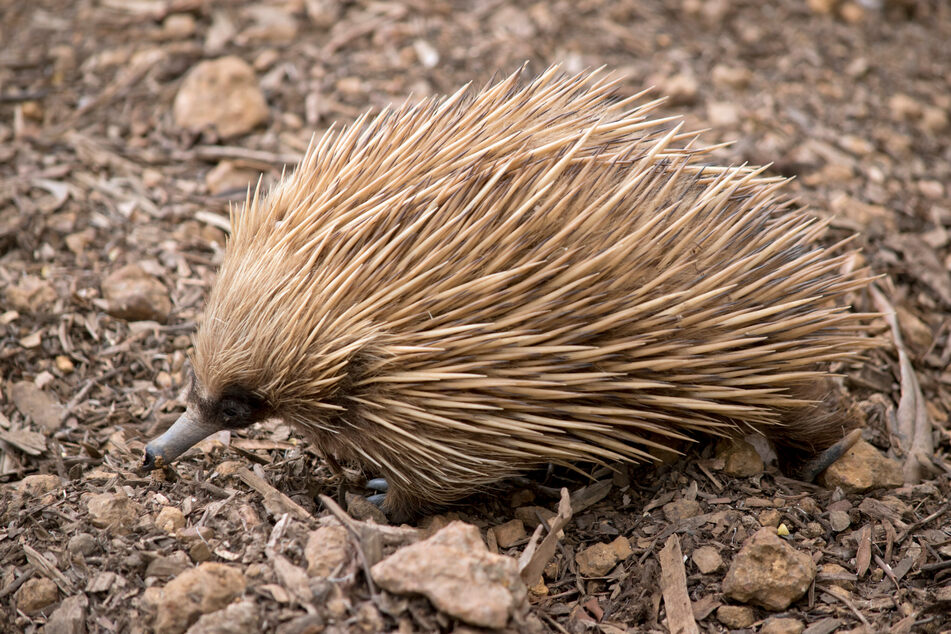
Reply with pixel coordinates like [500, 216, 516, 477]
[2, 1, 950, 632]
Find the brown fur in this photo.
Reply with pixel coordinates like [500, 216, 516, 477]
[189, 68, 876, 517]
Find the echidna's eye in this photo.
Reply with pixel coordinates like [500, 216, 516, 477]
[212, 388, 270, 429]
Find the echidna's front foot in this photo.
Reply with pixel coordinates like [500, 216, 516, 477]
[366, 477, 389, 508]
[795, 428, 863, 482]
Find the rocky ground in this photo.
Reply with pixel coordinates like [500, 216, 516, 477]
[2, 0, 950, 632]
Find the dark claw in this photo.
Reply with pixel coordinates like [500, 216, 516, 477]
[366, 493, 387, 508]
[797, 428, 864, 482]
[142, 445, 162, 471]
[366, 478, 389, 492]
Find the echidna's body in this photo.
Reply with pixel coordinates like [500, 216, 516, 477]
[145, 69, 874, 517]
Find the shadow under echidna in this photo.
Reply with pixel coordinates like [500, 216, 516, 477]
[143, 67, 878, 520]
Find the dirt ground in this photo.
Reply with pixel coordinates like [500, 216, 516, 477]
[2, 0, 950, 632]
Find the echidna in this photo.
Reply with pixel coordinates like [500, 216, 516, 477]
[144, 68, 875, 517]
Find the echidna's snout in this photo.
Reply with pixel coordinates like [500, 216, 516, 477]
[143, 408, 218, 470]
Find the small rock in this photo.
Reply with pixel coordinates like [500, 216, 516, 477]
[161, 14, 197, 40]
[44, 593, 88, 634]
[654, 72, 699, 106]
[514, 505, 556, 528]
[5, 275, 57, 313]
[717, 604, 755, 628]
[145, 551, 192, 579]
[711, 64, 751, 89]
[55, 355, 75, 373]
[807, 0, 837, 14]
[691, 545, 723, 574]
[352, 601, 384, 633]
[921, 106, 948, 133]
[11, 382, 66, 433]
[305, 525, 351, 578]
[839, 2, 865, 22]
[493, 519, 526, 548]
[717, 439, 764, 477]
[15, 577, 59, 614]
[918, 180, 945, 200]
[240, 6, 298, 43]
[187, 600, 259, 634]
[101, 264, 171, 323]
[413, 39, 439, 69]
[575, 540, 627, 577]
[759, 509, 783, 528]
[662, 499, 702, 523]
[761, 616, 805, 634]
[173, 56, 268, 138]
[67, 533, 98, 557]
[273, 555, 312, 603]
[156, 506, 187, 533]
[86, 492, 143, 533]
[344, 494, 387, 524]
[65, 229, 95, 255]
[828, 510, 851, 532]
[370, 521, 526, 629]
[819, 440, 902, 492]
[889, 93, 921, 120]
[609, 535, 633, 560]
[708, 101, 740, 127]
[722, 527, 817, 611]
[17, 473, 63, 496]
[204, 161, 261, 196]
[144, 563, 247, 634]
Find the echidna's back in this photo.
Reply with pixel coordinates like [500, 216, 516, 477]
[194, 69, 875, 515]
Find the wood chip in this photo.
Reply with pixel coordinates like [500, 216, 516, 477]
[658, 534, 699, 634]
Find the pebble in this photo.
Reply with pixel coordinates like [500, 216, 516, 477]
[759, 509, 783, 528]
[67, 533, 98, 557]
[204, 160, 261, 196]
[716, 438, 764, 477]
[492, 518, 526, 549]
[575, 536, 632, 576]
[55, 355, 75, 373]
[711, 64, 752, 89]
[86, 491, 143, 533]
[161, 14, 197, 40]
[828, 509, 851, 532]
[370, 521, 526, 629]
[888, 93, 921, 120]
[17, 473, 63, 496]
[5, 275, 57, 313]
[187, 600, 259, 634]
[514, 505, 556, 528]
[662, 498, 702, 523]
[717, 604, 755, 628]
[761, 616, 805, 634]
[305, 524, 351, 578]
[11, 382, 66, 433]
[100, 264, 171, 323]
[691, 545, 723, 574]
[155, 506, 186, 533]
[145, 551, 191, 579]
[240, 5, 298, 43]
[819, 439, 903, 492]
[173, 56, 268, 138]
[43, 593, 88, 634]
[15, 577, 59, 614]
[722, 527, 817, 611]
[143, 562, 247, 634]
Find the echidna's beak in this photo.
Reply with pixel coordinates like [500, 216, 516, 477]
[143, 408, 217, 470]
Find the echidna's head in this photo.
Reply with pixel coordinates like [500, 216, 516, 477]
[143, 179, 383, 469]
